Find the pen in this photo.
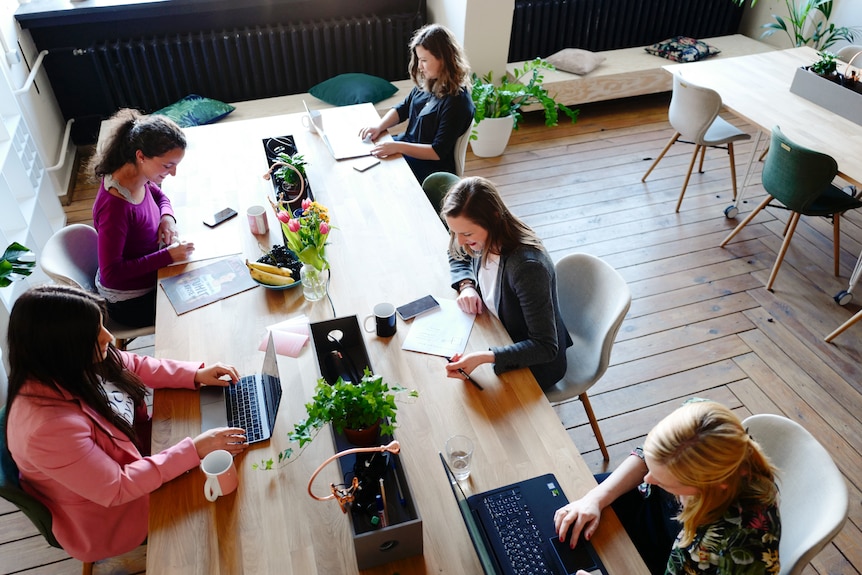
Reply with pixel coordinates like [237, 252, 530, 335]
[445, 357, 484, 391]
[390, 457, 407, 506]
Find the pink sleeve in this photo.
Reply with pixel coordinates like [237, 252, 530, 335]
[149, 182, 175, 221]
[120, 351, 202, 390]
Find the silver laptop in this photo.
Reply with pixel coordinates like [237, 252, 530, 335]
[200, 333, 282, 444]
[303, 100, 375, 160]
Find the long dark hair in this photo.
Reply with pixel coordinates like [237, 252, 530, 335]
[89, 108, 186, 179]
[6, 285, 147, 441]
[408, 24, 471, 97]
[441, 176, 543, 263]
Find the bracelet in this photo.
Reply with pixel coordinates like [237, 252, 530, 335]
[457, 279, 475, 293]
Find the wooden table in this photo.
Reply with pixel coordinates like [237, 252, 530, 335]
[148, 105, 649, 575]
[664, 46, 862, 193]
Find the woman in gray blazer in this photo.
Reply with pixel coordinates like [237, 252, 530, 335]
[441, 176, 571, 390]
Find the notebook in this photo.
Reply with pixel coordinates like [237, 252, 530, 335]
[303, 100, 376, 160]
[440, 453, 606, 575]
[199, 333, 283, 444]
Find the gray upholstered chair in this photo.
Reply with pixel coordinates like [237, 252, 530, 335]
[743, 413, 849, 575]
[544, 253, 631, 460]
[642, 73, 751, 212]
[422, 172, 461, 216]
[40, 224, 155, 349]
[0, 405, 94, 575]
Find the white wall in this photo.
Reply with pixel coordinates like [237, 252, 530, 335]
[740, 0, 862, 50]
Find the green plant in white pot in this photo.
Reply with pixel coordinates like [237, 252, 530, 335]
[470, 58, 579, 157]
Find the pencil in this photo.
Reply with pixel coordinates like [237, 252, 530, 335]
[378, 478, 388, 526]
[390, 457, 407, 506]
[445, 357, 484, 391]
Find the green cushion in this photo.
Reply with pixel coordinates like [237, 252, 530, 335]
[152, 94, 235, 128]
[309, 73, 398, 106]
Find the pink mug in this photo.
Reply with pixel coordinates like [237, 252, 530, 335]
[247, 205, 269, 235]
[201, 449, 238, 501]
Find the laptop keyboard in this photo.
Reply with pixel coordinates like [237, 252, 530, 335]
[484, 488, 554, 575]
[225, 377, 264, 442]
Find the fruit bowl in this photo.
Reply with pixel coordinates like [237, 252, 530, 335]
[247, 245, 303, 290]
[251, 276, 300, 290]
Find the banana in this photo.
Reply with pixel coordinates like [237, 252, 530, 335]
[248, 267, 297, 287]
[245, 259, 293, 278]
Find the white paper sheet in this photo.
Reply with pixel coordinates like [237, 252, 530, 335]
[401, 299, 475, 358]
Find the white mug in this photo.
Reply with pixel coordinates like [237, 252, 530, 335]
[301, 114, 318, 135]
[201, 450, 238, 502]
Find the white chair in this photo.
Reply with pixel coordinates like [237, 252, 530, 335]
[545, 253, 631, 460]
[642, 73, 751, 212]
[454, 124, 471, 177]
[40, 224, 155, 349]
[836, 45, 862, 63]
[743, 414, 849, 575]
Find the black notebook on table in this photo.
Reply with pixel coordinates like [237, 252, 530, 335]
[440, 453, 606, 575]
[199, 333, 282, 444]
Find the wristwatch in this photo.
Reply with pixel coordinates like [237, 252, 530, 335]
[457, 279, 475, 293]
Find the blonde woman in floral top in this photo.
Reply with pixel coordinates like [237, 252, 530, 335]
[554, 400, 780, 575]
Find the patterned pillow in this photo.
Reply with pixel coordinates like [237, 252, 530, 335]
[152, 94, 235, 128]
[644, 36, 721, 63]
[310, 73, 398, 106]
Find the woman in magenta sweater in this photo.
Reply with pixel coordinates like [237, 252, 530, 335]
[5, 285, 247, 562]
[91, 109, 195, 328]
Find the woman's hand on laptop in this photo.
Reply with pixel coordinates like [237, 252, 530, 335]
[196, 363, 240, 386]
[194, 426, 249, 457]
[359, 126, 382, 142]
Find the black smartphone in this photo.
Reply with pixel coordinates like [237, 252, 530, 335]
[203, 207, 238, 228]
[396, 295, 440, 321]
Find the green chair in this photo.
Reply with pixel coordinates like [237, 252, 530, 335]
[421, 172, 461, 215]
[720, 126, 862, 291]
[0, 405, 94, 575]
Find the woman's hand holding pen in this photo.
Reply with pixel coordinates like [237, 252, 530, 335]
[167, 240, 195, 263]
[445, 351, 493, 382]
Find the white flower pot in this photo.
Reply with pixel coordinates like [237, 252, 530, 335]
[469, 115, 515, 158]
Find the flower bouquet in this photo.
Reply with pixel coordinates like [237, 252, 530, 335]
[270, 197, 332, 301]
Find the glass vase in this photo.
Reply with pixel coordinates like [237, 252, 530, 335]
[300, 264, 328, 302]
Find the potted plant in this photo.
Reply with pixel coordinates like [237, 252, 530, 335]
[733, 0, 859, 50]
[0, 242, 35, 288]
[253, 369, 417, 470]
[470, 58, 579, 157]
[262, 152, 309, 211]
[790, 49, 862, 125]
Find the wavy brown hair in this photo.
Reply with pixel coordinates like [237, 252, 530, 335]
[408, 24, 471, 97]
[644, 400, 778, 547]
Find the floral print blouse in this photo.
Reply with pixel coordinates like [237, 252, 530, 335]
[666, 497, 781, 575]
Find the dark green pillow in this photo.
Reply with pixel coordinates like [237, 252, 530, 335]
[309, 73, 398, 106]
[152, 94, 235, 128]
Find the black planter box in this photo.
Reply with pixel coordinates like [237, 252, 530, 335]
[309, 316, 424, 570]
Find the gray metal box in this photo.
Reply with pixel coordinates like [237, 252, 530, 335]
[789, 66, 862, 126]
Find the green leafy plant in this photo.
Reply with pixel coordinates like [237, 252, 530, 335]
[734, 0, 859, 50]
[253, 369, 417, 470]
[471, 58, 579, 135]
[273, 152, 308, 188]
[810, 50, 839, 75]
[0, 242, 35, 288]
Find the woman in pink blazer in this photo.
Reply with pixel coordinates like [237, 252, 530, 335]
[5, 285, 248, 562]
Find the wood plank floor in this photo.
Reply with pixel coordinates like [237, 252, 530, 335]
[4, 93, 861, 574]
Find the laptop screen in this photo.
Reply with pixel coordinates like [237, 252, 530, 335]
[261, 332, 282, 427]
[439, 453, 499, 574]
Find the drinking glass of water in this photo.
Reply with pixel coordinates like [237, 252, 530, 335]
[445, 435, 474, 480]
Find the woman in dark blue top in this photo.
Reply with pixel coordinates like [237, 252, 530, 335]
[359, 24, 475, 184]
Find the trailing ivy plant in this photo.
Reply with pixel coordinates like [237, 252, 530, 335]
[471, 58, 579, 136]
[252, 369, 418, 470]
[733, 0, 859, 50]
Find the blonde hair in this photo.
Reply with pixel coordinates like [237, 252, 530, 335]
[644, 400, 778, 547]
[407, 24, 471, 97]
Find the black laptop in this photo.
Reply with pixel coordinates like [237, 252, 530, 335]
[199, 333, 282, 444]
[440, 453, 606, 575]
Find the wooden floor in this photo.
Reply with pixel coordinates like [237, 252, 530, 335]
[3, 93, 861, 574]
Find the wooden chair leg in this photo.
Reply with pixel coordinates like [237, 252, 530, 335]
[727, 142, 738, 201]
[675, 145, 702, 212]
[697, 145, 707, 173]
[766, 212, 801, 291]
[82, 561, 94, 575]
[642, 133, 681, 182]
[720, 195, 772, 247]
[758, 145, 769, 162]
[833, 213, 841, 276]
[580, 392, 609, 461]
[825, 308, 862, 342]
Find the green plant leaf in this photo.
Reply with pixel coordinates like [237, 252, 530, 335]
[0, 242, 35, 288]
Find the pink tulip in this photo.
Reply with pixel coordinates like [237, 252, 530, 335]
[276, 210, 291, 224]
[319, 222, 330, 235]
[302, 198, 312, 210]
[287, 218, 301, 232]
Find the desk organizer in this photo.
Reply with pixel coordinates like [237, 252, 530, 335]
[789, 66, 862, 126]
[309, 316, 424, 570]
[262, 134, 314, 210]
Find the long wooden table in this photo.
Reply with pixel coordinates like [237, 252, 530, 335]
[148, 105, 649, 574]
